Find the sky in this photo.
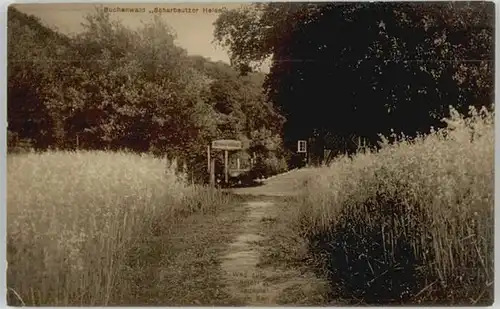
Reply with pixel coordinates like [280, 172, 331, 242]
[13, 3, 270, 72]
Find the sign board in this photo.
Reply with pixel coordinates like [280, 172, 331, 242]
[211, 139, 242, 150]
[297, 140, 307, 153]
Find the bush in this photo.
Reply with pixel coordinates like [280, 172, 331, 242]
[263, 153, 288, 175]
[7, 150, 228, 305]
[7, 131, 34, 154]
[295, 106, 494, 305]
[250, 152, 288, 180]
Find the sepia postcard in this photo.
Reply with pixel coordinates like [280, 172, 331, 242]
[6, 2, 494, 306]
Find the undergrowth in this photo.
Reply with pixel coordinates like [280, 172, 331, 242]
[295, 106, 494, 305]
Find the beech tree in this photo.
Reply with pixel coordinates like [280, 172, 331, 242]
[214, 2, 494, 163]
[7, 6, 286, 181]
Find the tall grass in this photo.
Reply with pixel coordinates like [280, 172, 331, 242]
[7, 150, 229, 306]
[296, 106, 494, 304]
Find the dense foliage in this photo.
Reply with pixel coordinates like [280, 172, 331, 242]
[296, 106, 494, 304]
[8, 3, 495, 174]
[7, 6, 285, 182]
[214, 2, 494, 165]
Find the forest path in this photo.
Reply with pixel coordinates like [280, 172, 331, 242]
[220, 168, 327, 305]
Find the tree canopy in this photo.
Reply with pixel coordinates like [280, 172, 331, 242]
[8, 6, 286, 181]
[214, 2, 494, 162]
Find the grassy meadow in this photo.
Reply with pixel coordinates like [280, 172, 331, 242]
[294, 106, 494, 305]
[6, 104, 495, 306]
[7, 151, 232, 306]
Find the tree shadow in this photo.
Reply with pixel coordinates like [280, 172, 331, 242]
[304, 198, 426, 305]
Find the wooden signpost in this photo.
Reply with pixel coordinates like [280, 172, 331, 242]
[207, 139, 243, 186]
[211, 139, 243, 151]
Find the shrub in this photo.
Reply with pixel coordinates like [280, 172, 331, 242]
[250, 152, 288, 180]
[263, 153, 289, 175]
[296, 106, 494, 305]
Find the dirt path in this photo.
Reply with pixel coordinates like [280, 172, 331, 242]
[220, 168, 326, 305]
[228, 168, 317, 197]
